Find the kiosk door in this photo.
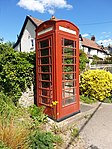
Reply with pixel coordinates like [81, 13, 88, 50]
[59, 36, 79, 119]
[37, 36, 53, 106]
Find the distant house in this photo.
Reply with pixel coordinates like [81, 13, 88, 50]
[13, 15, 43, 52]
[79, 35, 108, 62]
[107, 44, 112, 55]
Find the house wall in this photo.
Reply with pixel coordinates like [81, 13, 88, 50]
[82, 47, 88, 54]
[14, 43, 21, 51]
[82, 46, 107, 59]
[82, 46, 97, 56]
[97, 51, 106, 59]
[90, 48, 97, 55]
[21, 20, 36, 52]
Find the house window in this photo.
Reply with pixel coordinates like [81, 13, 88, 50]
[88, 48, 90, 54]
[31, 39, 34, 47]
[30, 38, 34, 50]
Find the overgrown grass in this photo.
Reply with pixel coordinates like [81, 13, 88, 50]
[0, 92, 63, 149]
[0, 118, 29, 149]
[71, 127, 79, 138]
[80, 95, 97, 104]
[0, 141, 10, 149]
[103, 94, 112, 103]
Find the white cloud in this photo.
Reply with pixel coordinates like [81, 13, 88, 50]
[17, 0, 72, 14]
[97, 39, 112, 47]
[101, 32, 106, 34]
[82, 33, 89, 37]
[101, 31, 111, 35]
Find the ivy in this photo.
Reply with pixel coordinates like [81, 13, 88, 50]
[0, 43, 35, 104]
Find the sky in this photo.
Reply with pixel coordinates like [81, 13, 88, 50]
[0, 0, 112, 46]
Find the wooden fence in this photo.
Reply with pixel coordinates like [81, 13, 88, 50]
[90, 64, 112, 73]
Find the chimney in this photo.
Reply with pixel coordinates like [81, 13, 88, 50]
[50, 15, 56, 20]
[91, 35, 95, 41]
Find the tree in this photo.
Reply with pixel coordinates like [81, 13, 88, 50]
[79, 49, 89, 72]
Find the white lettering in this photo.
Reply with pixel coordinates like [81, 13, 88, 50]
[38, 27, 53, 36]
[59, 26, 76, 35]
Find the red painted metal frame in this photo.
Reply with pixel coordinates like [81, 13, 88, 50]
[36, 19, 80, 121]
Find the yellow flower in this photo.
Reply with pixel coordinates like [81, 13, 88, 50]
[52, 101, 58, 106]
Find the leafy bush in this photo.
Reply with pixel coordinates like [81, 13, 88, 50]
[91, 55, 101, 65]
[0, 43, 35, 104]
[80, 95, 96, 104]
[29, 105, 47, 127]
[29, 131, 62, 149]
[79, 50, 89, 72]
[80, 70, 112, 101]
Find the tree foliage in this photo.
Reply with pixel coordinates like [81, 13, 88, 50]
[0, 43, 35, 104]
[79, 49, 89, 72]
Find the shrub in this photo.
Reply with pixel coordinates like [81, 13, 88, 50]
[29, 105, 47, 126]
[0, 43, 35, 104]
[79, 49, 89, 72]
[80, 69, 112, 101]
[29, 131, 62, 149]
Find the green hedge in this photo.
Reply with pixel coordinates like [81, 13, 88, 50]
[0, 43, 35, 104]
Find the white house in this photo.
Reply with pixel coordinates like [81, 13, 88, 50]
[14, 15, 109, 60]
[13, 15, 43, 52]
[79, 35, 108, 60]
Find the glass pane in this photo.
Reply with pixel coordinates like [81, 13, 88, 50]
[65, 96, 75, 105]
[64, 81, 74, 88]
[41, 66, 49, 72]
[64, 66, 74, 72]
[63, 58, 74, 64]
[42, 74, 50, 80]
[42, 82, 51, 88]
[62, 90, 65, 98]
[63, 73, 74, 80]
[63, 48, 74, 56]
[41, 48, 49, 56]
[62, 100, 65, 106]
[65, 88, 74, 97]
[41, 57, 49, 64]
[42, 89, 50, 96]
[42, 89, 47, 96]
[64, 39, 74, 48]
[40, 39, 49, 48]
[42, 97, 50, 104]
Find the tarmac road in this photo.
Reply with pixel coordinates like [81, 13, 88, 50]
[79, 103, 112, 149]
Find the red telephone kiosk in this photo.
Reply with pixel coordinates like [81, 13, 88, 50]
[36, 17, 80, 121]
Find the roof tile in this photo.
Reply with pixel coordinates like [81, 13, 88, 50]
[28, 16, 43, 26]
[82, 37, 101, 50]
